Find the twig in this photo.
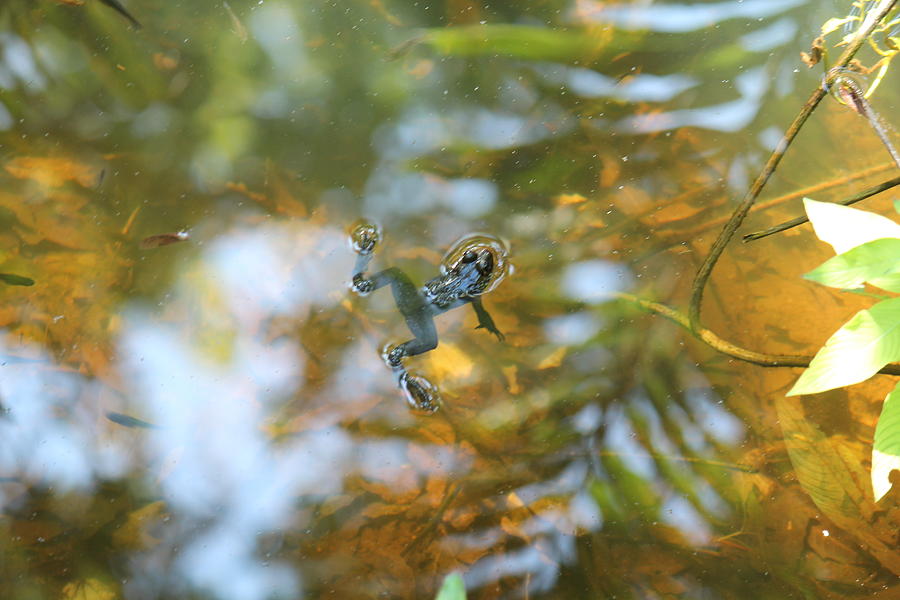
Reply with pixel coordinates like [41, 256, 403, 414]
[688, 0, 899, 333]
[743, 174, 900, 241]
[680, 161, 897, 239]
[614, 292, 900, 375]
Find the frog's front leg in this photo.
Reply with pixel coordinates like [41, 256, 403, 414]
[470, 297, 504, 341]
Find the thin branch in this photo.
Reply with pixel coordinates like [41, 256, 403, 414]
[688, 0, 899, 333]
[743, 174, 900, 241]
[615, 292, 900, 375]
[680, 161, 897, 239]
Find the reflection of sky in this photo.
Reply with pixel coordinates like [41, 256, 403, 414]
[116, 223, 357, 599]
[375, 104, 574, 161]
[543, 311, 602, 345]
[574, 0, 806, 32]
[0, 349, 129, 498]
[740, 17, 798, 52]
[616, 67, 770, 133]
[362, 165, 499, 220]
[0, 33, 46, 90]
[561, 259, 634, 303]
[600, 386, 741, 545]
[567, 70, 698, 102]
[366, 98, 573, 218]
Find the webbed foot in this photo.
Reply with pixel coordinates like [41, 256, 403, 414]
[398, 372, 440, 414]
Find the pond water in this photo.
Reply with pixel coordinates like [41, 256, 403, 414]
[2, 0, 900, 598]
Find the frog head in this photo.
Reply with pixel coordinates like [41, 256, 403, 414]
[437, 233, 510, 298]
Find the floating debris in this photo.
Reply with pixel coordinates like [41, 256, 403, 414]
[106, 411, 158, 429]
[140, 231, 190, 249]
[224, 1, 248, 43]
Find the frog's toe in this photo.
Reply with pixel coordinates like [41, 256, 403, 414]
[352, 274, 375, 294]
[384, 345, 406, 368]
[349, 221, 381, 255]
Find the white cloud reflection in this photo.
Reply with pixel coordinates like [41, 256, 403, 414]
[615, 67, 770, 134]
[561, 259, 634, 303]
[0, 350, 129, 500]
[573, 0, 806, 32]
[115, 222, 356, 599]
[567, 69, 698, 102]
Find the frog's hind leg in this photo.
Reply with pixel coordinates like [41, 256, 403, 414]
[393, 315, 438, 361]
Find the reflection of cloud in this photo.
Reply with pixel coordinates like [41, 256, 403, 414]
[615, 67, 769, 134]
[375, 104, 574, 160]
[543, 311, 603, 345]
[0, 33, 47, 90]
[362, 167, 498, 219]
[367, 100, 571, 218]
[740, 17, 798, 52]
[561, 259, 634, 303]
[118, 222, 356, 600]
[0, 344, 130, 502]
[567, 69, 697, 102]
[573, 0, 805, 32]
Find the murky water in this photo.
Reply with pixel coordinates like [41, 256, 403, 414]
[2, 0, 900, 598]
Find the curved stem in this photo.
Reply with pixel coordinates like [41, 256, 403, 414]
[615, 292, 900, 375]
[688, 0, 899, 333]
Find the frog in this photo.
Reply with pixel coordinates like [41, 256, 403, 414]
[348, 221, 509, 413]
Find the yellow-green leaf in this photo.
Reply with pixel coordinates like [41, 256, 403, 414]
[804, 237, 900, 292]
[804, 198, 900, 254]
[787, 297, 900, 396]
[435, 573, 466, 600]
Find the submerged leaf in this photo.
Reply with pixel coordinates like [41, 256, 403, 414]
[787, 297, 900, 396]
[5, 156, 102, 189]
[804, 198, 900, 254]
[0, 273, 35, 286]
[804, 237, 900, 292]
[873, 381, 900, 501]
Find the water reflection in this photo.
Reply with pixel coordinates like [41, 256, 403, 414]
[617, 67, 771, 133]
[578, 0, 807, 32]
[3, 0, 893, 596]
[120, 223, 358, 598]
[0, 348, 127, 492]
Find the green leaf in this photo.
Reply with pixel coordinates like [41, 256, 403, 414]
[0, 273, 35, 286]
[873, 381, 900, 501]
[895, 198, 900, 215]
[804, 198, 900, 254]
[435, 573, 466, 600]
[787, 297, 900, 396]
[804, 237, 900, 292]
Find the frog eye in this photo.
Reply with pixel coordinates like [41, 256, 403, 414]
[475, 250, 494, 275]
[461, 250, 478, 263]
